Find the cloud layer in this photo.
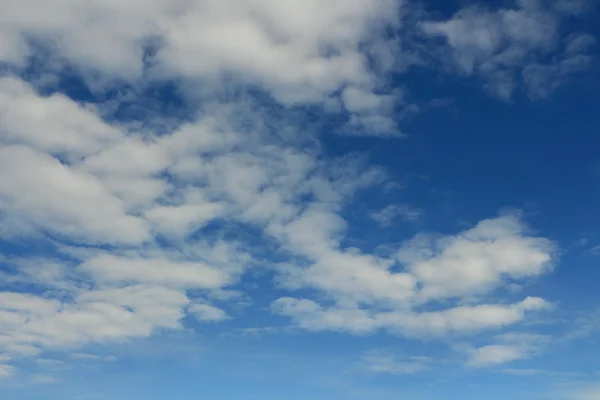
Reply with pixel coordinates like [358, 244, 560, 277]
[0, 0, 594, 380]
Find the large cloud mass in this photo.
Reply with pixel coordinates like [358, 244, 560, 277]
[0, 0, 591, 377]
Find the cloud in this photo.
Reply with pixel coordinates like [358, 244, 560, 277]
[0, 0, 410, 135]
[79, 254, 230, 289]
[0, 144, 150, 245]
[0, 0, 576, 378]
[0, 285, 190, 357]
[567, 383, 600, 400]
[272, 213, 554, 336]
[0, 77, 122, 158]
[36, 359, 67, 368]
[272, 296, 550, 336]
[498, 368, 581, 377]
[421, 0, 596, 99]
[188, 303, 231, 322]
[523, 32, 596, 99]
[362, 351, 432, 374]
[370, 204, 422, 227]
[0, 364, 16, 377]
[70, 353, 116, 362]
[466, 332, 550, 367]
[397, 214, 555, 300]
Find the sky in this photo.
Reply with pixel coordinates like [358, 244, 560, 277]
[0, 0, 599, 399]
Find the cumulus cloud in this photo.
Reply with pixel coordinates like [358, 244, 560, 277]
[0, 0, 411, 135]
[272, 296, 550, 336]
[397, 215, 555, 300]
[0, 285, 190, 357]
[272, 214, 554, 335]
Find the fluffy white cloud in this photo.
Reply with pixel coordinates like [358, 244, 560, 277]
[0, 285, 190, 357]
[0, 0, 407, 133]
[0, 0, 577, 379]
[0, 76, 122, 159]
[188, 303, 231, 322]
[79, 254, 229, 289]
[271, 213, 554, 336]
[0, 145, 151, 244]
[272, 296, 550, 336]
[397, 215, 555, 300]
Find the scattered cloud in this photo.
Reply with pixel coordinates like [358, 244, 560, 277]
[498, 368, 581, 377]
[370, 204, 423, 227]
[36, 359, 68, 370]
[585, 245, 600, 256]
[567, 383, 600, 400]
[362, 350, 432, 374]
[188, 302, 231, 322]
[466, 333, 550, 367]
[272, 295, 550, 336]
[0, 0, 593, 383]
[70, 353, 117, 362]
[422, 0, 596, 99]
[0, 364, 16, 378]
[30, 374, 59, 385]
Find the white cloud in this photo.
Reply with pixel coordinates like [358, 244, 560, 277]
[0, 285, 190, 357]
[79, 254, 230, 289]
[422, 0, 596, 99]
[468, 344, 523, 366]
[272, 296, 550, 336]
[0, 144, 150, 245]
[567, 383, 600, 400]
[466, 332, 549, 367]
[370, 203, 422, 227]
[36, 359, 66, 367]
[272, 213, 554, 336]
[0, 0, 407, 133]
[0, 31, 29, 65]
[0, 364, 16, 377]
[188, 303, 231, 322]
[397, 215, 554, 300]
[0, 76, 122, 159]
[0, 0, 575, 377]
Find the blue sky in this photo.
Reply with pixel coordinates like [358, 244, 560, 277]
[1, 0, 600, 399]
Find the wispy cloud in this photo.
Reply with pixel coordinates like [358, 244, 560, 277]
[370, 204, 423, 227]
[70, 353, 117, 362]
[362, 350, 433, 374]
[421, 0, 596, 99]
[466, 333, 550, 367]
